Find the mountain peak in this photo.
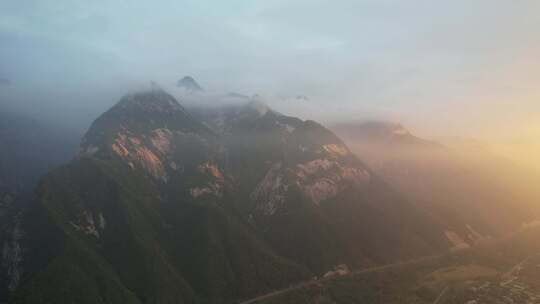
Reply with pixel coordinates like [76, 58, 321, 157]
[177, 76, 203, 92]
[331, 120, 442, 149]
[80, 86, 211, 181]
[119, 82, 185, 113]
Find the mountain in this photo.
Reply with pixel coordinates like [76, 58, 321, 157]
[332, 121, 440, 148]
[331, 121, 540, 248]
[176, 76, 203, 93]
[194, 103, 450, 270]
[11, 87, 452, 304]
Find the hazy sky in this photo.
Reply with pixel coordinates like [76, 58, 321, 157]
[1, 0, 539, 141]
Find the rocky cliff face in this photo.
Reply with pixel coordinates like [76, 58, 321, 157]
[81, 85, 216, 184]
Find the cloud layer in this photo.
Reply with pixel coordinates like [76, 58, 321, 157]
[1, 0, 539, 139]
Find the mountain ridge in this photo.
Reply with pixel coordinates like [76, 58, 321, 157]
[331, 120, 539, 246]
[10, 87, 453, 304]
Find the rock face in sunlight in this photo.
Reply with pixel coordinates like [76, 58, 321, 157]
[11, 87, 452, 304]
[80, 86, 215, 184]
[444, 230, 471, 251]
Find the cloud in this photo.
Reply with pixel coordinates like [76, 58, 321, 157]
[0, 0, 539, 139]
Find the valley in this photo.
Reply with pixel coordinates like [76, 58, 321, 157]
[242, 227, 540, 304]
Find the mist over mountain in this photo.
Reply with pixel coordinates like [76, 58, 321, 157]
[0, 85, 459, 304]
[0, 68, 537, 302]
[0, 110, 79, 193]
[176, 76, 203, 93]
[332, 121, 441, 148]
[0, 77, 537, 303]
[1, 1, 540, 302]
[0, 61, 537, 303]
[332, 121, 540, 245]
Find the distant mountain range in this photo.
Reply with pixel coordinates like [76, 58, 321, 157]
[332, 121, 441, 148]
[331, 121, 540, 247]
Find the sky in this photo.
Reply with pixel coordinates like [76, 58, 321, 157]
[0, 0, 539, 147]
